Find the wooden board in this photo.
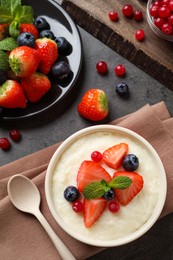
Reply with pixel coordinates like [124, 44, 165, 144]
[62, 0, 173, 91]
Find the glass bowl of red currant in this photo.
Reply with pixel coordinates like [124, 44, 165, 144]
[147, 0, 173, 41]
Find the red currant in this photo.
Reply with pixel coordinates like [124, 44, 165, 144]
[169, 1, 173, 11]
[0, 138, 11, 150]
[122, 4, 134, 18]
[72, 201, 83, 213]
[135, 29, 145, 41]
[114, 64, 126, 77]
[153, 1, 161, 7]
[161, 0, 169, 6]
[158, 6, 170, 18]
[9, 129, 21, 142]
[162, 22, 173, 34]
[96, 61, 108, 74]
[109, 10, 119, 21]
[154, 17, 165, 29]
[108, 201, 120, 213]
[150, 5, 159, 17]
[168, 14, 173, 24]
[134, 10, 143, 21]
[91, 151, 102, 162]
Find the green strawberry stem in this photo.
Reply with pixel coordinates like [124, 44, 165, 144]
[9, 57, 22, 75]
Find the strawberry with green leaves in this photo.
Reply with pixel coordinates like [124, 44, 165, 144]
[35, 38, 58, 74]
[9, 46, 40, 78]
[113, 171, 144, 206]
[0, 80, 26, 108]
[77, 89, 109, 121]
[21, 72, 51, 103]
[103, 143, 129, 170]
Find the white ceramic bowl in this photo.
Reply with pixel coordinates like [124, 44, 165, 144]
[45, 125, 167, 247]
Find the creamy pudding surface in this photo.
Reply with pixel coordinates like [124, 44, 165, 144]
[52, 130, 160, 241]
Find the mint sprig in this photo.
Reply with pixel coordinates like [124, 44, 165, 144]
[0, 0, 34, 38]
[0, 37, 17, 51]
[83, 176, 132, 200]
[109, 176, 132, 190]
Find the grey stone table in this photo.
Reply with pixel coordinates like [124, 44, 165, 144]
[1, 27, 173, 259]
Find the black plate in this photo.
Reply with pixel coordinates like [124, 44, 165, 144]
[0, 0, 82, 120]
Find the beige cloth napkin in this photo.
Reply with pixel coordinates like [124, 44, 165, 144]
[0, 101, 173, 260]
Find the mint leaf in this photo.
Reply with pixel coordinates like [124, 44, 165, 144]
[0, 0, 33, 32]
[101, 180, 111, 192]
[0, 0, 21, 23]
[1, 0, 21, 13]
[0, 6, 13, 23]
[0, 50, 9, 71]
[13, 5, 33, 24]
[9, 20, 20, 38]
[0, 37, 17, 51]
[83, 181, 106, 200]
[109, 176, 132, 190]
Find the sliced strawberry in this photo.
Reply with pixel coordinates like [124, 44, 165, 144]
[102, 143, 128, 170]
[113, 171, 144, 206]
[21, 72, 51, 103]
[35, 38, 58, 74]
[83, 198, 107, 228]
[0, 80, 26, 108]
[20, 23, 39, 39]
[77, 160, 112, 192]
[77, 89, 109, 121]
[9, 46, 40, 78]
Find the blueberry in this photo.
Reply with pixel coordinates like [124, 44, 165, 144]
[17, 32, 36, 48]
[64, 186, 80, 202]
[39, 30, 55, 40]
[54, 37, 72, 56]
[123, 154, 139, 171]
[51, 61, 71, 80]
[0, 69, 7, 85]
[103, 189, 115, 201]
[115, 82, 129, 98]
[34, 16, 50, 32]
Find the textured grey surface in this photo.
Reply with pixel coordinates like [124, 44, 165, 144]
[1, 27, 173, 259]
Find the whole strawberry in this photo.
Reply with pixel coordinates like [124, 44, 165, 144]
[77, 89, 109, 121]
[21, 72, 51, 103]
[0, 80, 26, 108]
[20, 23, 39, 39]
[9, 46, 40, 78]
[35, 38, 58, 74]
